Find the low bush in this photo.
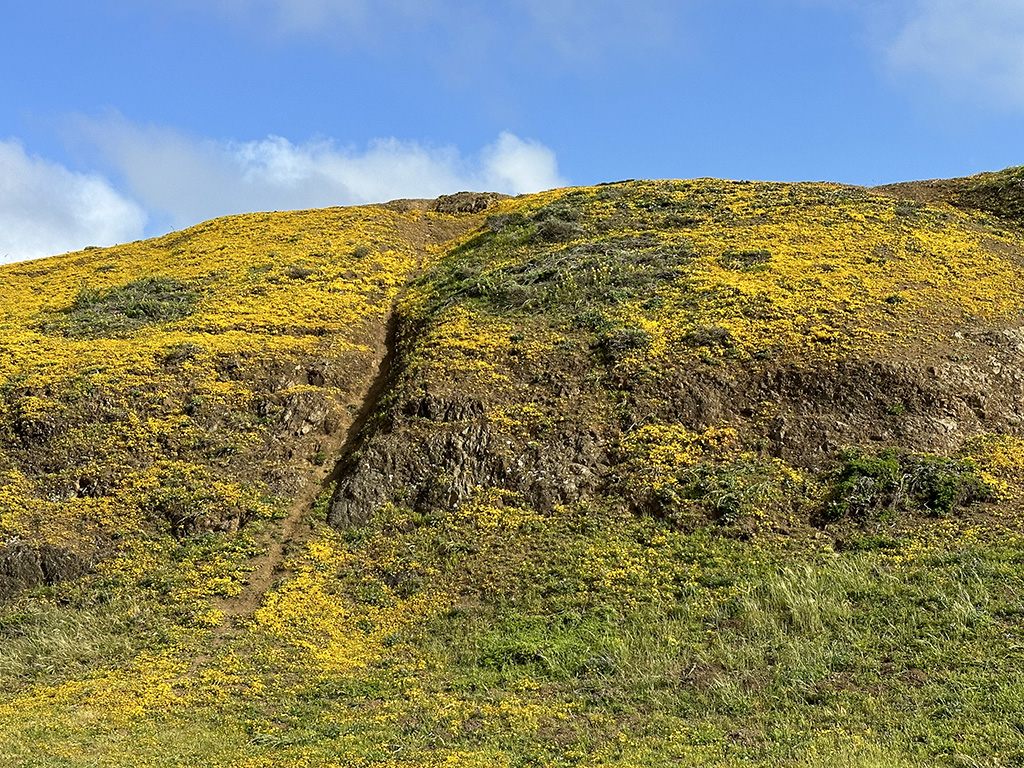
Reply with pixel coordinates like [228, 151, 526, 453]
[41, 277, 199, 338]
[824, 448, 995, 522]
[594, 326, 652, 363]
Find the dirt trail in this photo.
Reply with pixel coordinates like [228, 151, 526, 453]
[209, 205, 489, 633]
[212, 310, 399, 628]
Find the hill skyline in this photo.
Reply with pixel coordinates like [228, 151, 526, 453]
[3, 1, 1024, 261]
[5, 2, 1024, 762]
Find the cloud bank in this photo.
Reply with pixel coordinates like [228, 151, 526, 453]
[0, 140, 146, 264]
[75, 118, 564, 229]
[887, 0, 1024, 108]
[0, 123, 563, 262]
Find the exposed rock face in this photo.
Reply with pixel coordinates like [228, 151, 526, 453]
[640, 348, 1024, 469]
[0, 543, 89, 600]
[328, 342, 1024, 529]
[433, 192, 509, 214]
[328, 387, 607, 528]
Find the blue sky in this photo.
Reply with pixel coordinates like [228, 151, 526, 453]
[2, 0, 1023, 261]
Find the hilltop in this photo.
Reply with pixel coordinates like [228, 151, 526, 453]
[2, 174, 1024, 766]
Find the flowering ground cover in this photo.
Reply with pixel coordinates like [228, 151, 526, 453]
[3, 178, 1024, 766]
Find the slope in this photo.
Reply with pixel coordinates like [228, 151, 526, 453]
[2, 178, 1024, 766]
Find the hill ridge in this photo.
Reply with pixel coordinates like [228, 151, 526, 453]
[3, 170, 1024, 766]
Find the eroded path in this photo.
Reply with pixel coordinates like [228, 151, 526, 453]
[209, 204, 481, 633]
[209, 312, 397, 635]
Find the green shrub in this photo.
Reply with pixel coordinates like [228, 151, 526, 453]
[657, 458, 790, 528]
[535, 217, 582, 242]
[485, 212, 526, 233]
[41, 277, 199, 338]
[594, 326, 652, 364]
[824, 448, 994, 522]
[436, 236, 693, 316]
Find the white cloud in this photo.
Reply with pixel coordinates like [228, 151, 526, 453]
[0, 119, 564, 264]
[0, 140, 146, 264]
[74, 116, 565, 228]
[479, 132, 564, 195]
[887, 0, 1024, 107]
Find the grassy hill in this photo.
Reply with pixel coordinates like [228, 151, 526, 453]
[2, 176, 1024, 766]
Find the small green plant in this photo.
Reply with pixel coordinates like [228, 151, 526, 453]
[885, 400, 907, 416]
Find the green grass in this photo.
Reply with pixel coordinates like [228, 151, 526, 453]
[0, 590, 158, 684]
[2, 494, 1022, 766]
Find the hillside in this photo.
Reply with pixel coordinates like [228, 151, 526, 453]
[2, 175, 1024, 766]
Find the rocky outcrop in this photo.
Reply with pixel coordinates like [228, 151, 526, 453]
[328, 387, 607, 528]
[433, 192, 509, 214]
[328, 322, 1024, 529]
[0, 543, 89, 600]
[636, 349, 1024, 470]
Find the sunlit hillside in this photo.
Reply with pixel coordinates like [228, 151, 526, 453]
[3, 177, 1024, 767]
